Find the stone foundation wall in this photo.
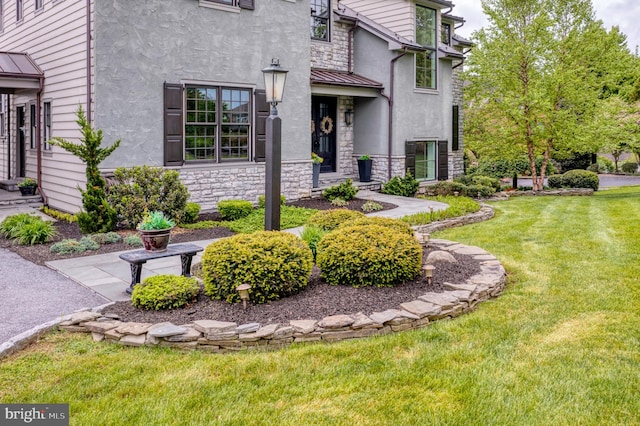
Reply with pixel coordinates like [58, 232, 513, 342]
[179, 162, 311, 211]
[356, 155, 405, 182]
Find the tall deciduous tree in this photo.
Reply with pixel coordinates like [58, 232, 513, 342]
[464, 0, 634, 189]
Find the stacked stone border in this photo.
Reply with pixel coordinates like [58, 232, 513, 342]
[0, 205, 504, 358]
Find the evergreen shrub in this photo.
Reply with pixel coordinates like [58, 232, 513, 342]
[323, 179, 357, 201]
[381, 171, 419, 197]
[316, 224, 422, 287]
[561, 170, 599, 190]
[257, 195, 286, 208]
[339, 216, 414, 236]
[306, 209, 365, 231]
[547, 174, 564, 188]
[183, 202, 201, 224]
[202, 231, 313, 304]
[217, 200, 254, 221]
[131, 275, 200, 311]
[621, 162, 638, 174]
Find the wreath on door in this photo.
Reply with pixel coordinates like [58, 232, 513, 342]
[320, 116, 334, 134]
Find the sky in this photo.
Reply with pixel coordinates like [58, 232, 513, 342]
[452, 0, 640, 54]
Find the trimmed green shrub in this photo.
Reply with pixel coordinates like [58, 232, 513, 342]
[470, 156, 556, 179]
[183, 202, 201, 224]
[425, 181, 467, 196]
[50, 237, 100, 254]
[562, 169, 599, 190]
[339, 216, 414, 236]
[107, 165, 189, 229]
[257, 194, 286, 208]
[547, 174, 564, 189]
[361, 200, 383, 213]
[621, 162, 638, 174]
[381, 171, 419, 197]
[217, 199, 254, 221]
[300, 225, 328, 263]
[316, 224, 422, 287]
[89, 232, 122, 244]
[323, 179, 357, 201]
[465, 184, 496, 198]
[597, 156, 614, 173]
[202, 231, 313, 304]
[586, 164, 600, 173]
[306, 209, 365, 231]
[131, 275, 200, 311]
[124, 235, 143, 247]
[471, 175, 501, 191]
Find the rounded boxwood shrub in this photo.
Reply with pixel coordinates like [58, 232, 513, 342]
[621, 162, 638, 174]
[217, 199, 254, 221]
[322, 179, 358, 201]
[547, 174, 564, 188]
[561, 169, 599, 190]
[464, 184, 496, 198]
[306, 209, 365, 231]
[316, 224, 422, 288]
[338, 216, 413, 236]
[131, 274, 200, 311]
[183, 202, 201, 224]
[426, 181, 467, 196]
[202, 231, 313, 304]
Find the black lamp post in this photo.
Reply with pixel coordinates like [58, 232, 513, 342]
[262, 58, 289, 231]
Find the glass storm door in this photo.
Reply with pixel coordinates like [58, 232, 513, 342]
[311, 96, 337, 173]
[17, 106, 26, 177]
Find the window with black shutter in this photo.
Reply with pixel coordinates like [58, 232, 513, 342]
[254, 89, 268, 162]
[164, 82, 184, 166]
[437, 140, 448, 181]
[452, 105, 459, 151]
[405, 140, 416, 177]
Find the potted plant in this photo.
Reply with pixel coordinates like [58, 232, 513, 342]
[137, 211, 175, 252]
[17, 177, 38, 196]
[357, 155, 372, 182]
[312, 152, 323, 188]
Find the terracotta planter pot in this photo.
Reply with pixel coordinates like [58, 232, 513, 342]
[138, 228, 173, 252]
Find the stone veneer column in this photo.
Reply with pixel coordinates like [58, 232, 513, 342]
[338, 96, 355, 176]
[451, 64, 465, 178]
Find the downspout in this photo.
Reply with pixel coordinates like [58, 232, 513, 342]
[452, 48, 472, 70]
[348, 25, 354, 73]
[86, 0, 92, 123]
[380, 49, 408, 180]
[7, 95, 10, 180]
[36, 76, 48, 206]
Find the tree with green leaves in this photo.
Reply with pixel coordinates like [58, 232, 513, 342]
[50, 106, 120, 234]
[464, 0, 636, 189]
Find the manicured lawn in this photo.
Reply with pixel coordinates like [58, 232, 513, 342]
[2, 187, 640, 425]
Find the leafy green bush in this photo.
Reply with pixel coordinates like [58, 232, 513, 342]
[425, 181, 468, 196]
[465, 184, 496, 198]
[471, 175, 501, 191]
[470, 156, 556, 179]
[586, 164, 599, 173]
[381, 171, 419, 197]
[561, 170, 599, 190]
[217, 200, 254, 221]
[330, 198, 349, 207]
[107, 165, 189, 229]
[306, 209, 365, 231]
[0, 214, 57, 245]
[183, 202, 201, 224]
[323, 179, 357, 201]
[403, 196, 480, 226]
[547, 174, 564, 189]
[257, 195, 286, 208]
[596, 156, 614, 173]
[202, 231, 313, 304]
[50, 237, 100, 254]
[89, 232, 122, 244]
[124, 235, 143, 247]
[621, 162, 638, 174]
[300, 225, 328, 263]
[361, 200, 383, 213]
[316, 224, 422, 287]
[339, 216, 414, 236]
[131, 275, 200, 311]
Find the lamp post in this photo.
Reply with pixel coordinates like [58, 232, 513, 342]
[262, 58, 289, 231]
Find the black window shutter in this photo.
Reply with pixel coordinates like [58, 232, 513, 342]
[254, 89, 268, 162]
[405, 141, 416, 177]
[452, 105, 459, 151]
[164, 82, 183, 166]
[438, 140, 448, 181]
[239, 0, 254, 10]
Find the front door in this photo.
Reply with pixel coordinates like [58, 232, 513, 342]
[17, 106, 26, 177]
[311, 96, 337, 173]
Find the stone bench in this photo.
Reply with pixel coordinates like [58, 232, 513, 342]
[119, 243, 204, 294]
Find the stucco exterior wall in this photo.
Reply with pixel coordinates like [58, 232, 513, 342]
[94, 0, 311, 168]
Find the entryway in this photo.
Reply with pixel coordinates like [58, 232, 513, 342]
[311, 96, 336, 173]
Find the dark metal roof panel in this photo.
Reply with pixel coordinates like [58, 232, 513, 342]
[0, 52, 43, 78]
[311, 69, 383, 89]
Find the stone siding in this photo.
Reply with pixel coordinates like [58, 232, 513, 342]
[179, 162, 311, 211]
[311, 20, 351, 71]
[338, 96, 355, 176]
[451, 65, 465, 178]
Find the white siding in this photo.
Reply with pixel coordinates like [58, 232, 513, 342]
[341, 0, 414, 40]
[0, 0, 92, 213]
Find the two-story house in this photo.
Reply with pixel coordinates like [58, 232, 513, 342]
[0, 0, 469, 214]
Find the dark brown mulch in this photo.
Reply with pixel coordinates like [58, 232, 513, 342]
[287, 197, 397, 212]
[103, 247, 480, 325]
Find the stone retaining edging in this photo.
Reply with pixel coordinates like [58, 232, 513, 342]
[54, 239, 506, 353]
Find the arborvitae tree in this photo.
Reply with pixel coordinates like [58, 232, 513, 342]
[50, 106, 120, 234]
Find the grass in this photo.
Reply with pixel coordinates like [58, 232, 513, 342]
[403, 195, 481, 225]
[2, 187, 640, 424]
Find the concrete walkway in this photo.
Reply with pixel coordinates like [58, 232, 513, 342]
[45, 190, 447, 303]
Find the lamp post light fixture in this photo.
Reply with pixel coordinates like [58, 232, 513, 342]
[262, 58, 289, 231]
[236, 283, 252, 310]
[423, 264, 435, 285]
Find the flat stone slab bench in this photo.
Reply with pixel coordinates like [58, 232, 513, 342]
[119, 243, 204, 295]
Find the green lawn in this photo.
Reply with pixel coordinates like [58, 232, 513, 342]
[2, 187, 640, 425]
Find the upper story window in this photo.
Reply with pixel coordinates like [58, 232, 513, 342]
[16, 0, 23, 21]
[35, 0, 44, 11]
[311, 0, 330, 41]
[44, 102, 52, 150]
[441, 22, 451, 46]
[415, 5, 437, 90]
[185, 86, 251, 162]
